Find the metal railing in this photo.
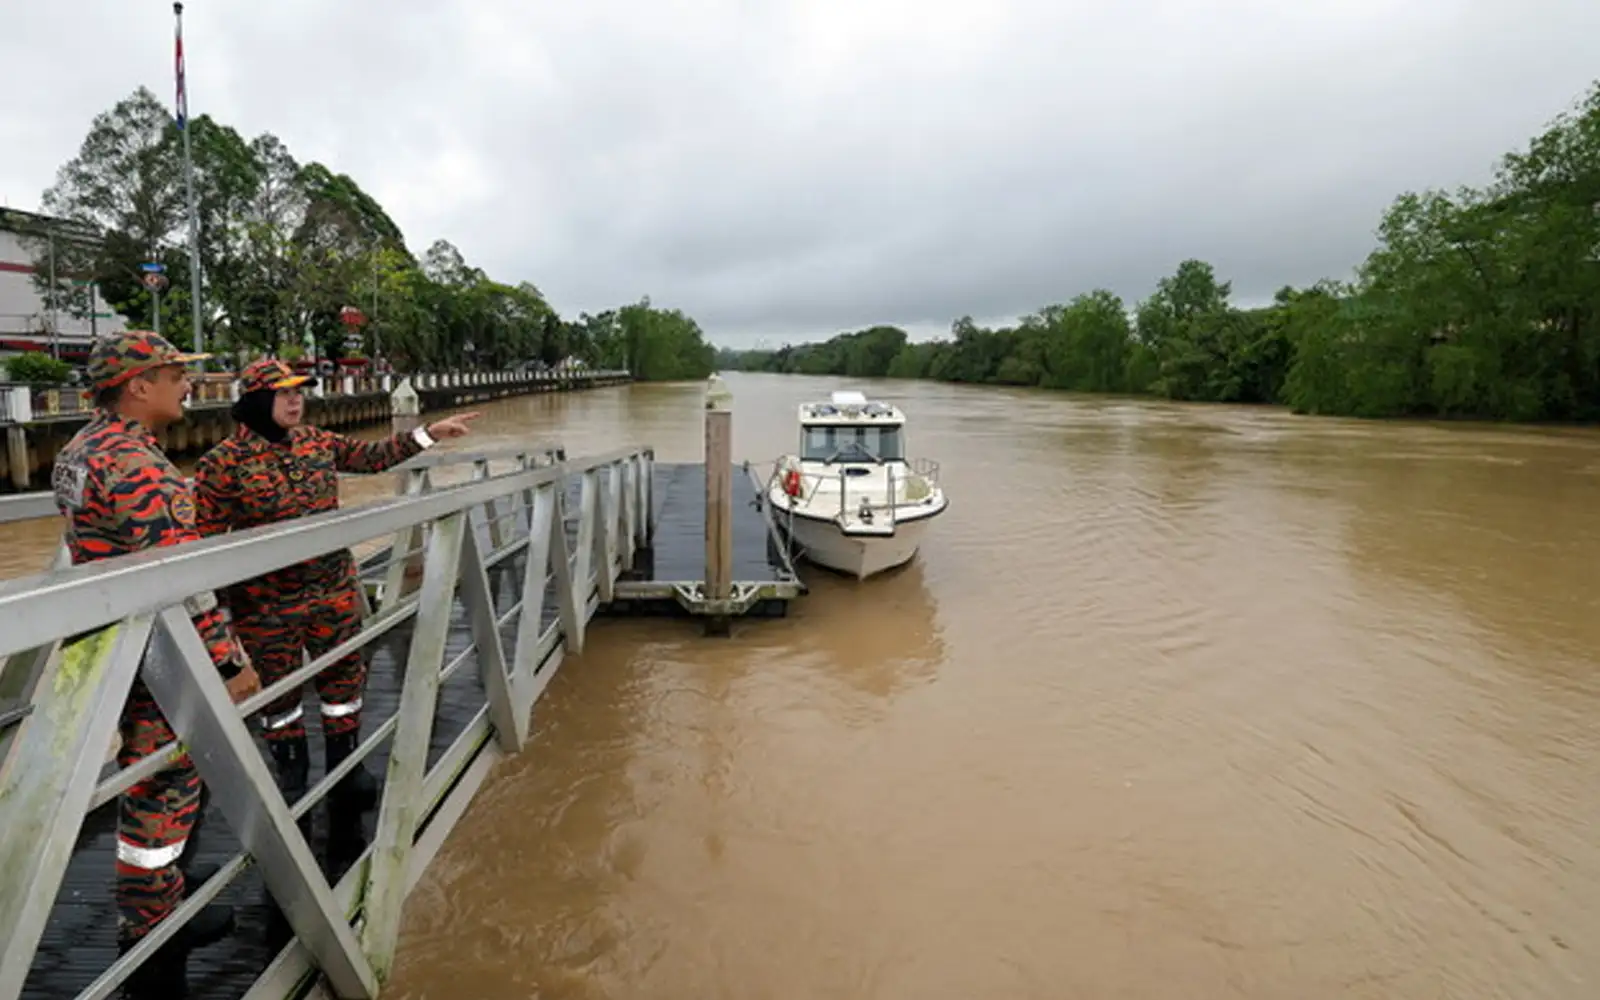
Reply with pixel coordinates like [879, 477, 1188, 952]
[0, 443, 565, 531]
[0, 441, 657, 1000]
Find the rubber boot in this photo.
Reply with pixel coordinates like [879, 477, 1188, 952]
[262, 737, 315, 947]
[324, 794, 368, 879]
[116, 940, 187, 999]
[268, 736, 314, 844]
[263, 894, 295, 954]
[323, 730, 377, 878]
[116, 903, 235, 999]
[324, 730, 380, 811]
[174, 784, 218, 893]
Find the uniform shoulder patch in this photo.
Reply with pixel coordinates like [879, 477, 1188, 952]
[168, 491, 197, 529]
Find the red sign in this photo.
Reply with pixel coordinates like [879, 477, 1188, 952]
[339, 306, 367, 328]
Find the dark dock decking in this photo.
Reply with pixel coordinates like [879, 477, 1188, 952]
[20, 459, 802, 1000]
[606, 462, 804, 618]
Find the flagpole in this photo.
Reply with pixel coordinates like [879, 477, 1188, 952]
[175, 2, 203, 356]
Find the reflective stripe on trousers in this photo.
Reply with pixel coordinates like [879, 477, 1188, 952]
[263, 698, 361, 730]
[117, 837, 186, 870]
[263, 704, 304, 731]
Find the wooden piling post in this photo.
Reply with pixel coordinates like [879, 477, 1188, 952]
[704, 375, 733, 636]
[390, 376, 421, 435]
[6, 427, 30, 491]
[5, 386, 37, 491]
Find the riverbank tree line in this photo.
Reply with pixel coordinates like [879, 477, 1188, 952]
[719, 81, 1600, 422]
[18, 87, 715, 380]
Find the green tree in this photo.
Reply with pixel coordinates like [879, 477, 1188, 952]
[29, 87, 720, 379]
[720, 79, 1600, 425]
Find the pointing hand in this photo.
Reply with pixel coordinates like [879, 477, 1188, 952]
[427, 412, 481, 440]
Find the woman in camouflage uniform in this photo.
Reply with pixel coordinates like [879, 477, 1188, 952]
[192, 359, 476, 839]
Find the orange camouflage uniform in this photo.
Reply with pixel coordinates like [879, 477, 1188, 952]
[193, 391, 426, 742]
[52, 352, 241, 944]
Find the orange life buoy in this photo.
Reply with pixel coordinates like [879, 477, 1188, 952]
[783, 468, 802, 497]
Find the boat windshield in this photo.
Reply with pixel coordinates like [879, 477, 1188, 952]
[800, 424, 904, 462]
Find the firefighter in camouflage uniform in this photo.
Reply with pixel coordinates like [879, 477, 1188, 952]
[192, 359, 477, 843]
[51, 331, 261, 997]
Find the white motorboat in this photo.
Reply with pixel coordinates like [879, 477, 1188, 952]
[765, 390, 948, 580]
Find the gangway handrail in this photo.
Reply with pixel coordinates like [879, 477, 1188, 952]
[0, 441, 657, 1000]
[394, 440, 564, 471]
[0, 447, 625, 656]
[0, 442, 566, 527]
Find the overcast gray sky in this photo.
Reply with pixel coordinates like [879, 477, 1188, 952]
[3, 1, 1597, 347]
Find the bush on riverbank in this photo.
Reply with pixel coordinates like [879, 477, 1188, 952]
[719, 81, 1600, 423]
[2, 352, 72, 384]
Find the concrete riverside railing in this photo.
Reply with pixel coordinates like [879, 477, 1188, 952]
[0, 368, 631, 425]
[0, 442, 657, 1000]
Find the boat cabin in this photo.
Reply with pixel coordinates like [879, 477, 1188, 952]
[796, 391, 906, 464]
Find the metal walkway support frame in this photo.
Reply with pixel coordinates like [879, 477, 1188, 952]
[0, 442, 656, 1000]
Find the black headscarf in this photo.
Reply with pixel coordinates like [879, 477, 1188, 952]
[230, 388, 289, 443]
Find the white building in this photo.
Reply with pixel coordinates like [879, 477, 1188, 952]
[0, 207, 126, 364]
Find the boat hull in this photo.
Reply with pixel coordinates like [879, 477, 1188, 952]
[777, 508, 939, 580]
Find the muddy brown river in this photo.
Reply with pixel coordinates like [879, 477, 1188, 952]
[4, 372, 1599, 997]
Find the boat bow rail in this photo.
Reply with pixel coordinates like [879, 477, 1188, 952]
[0, 442, 656, 1000]
[762, 455, 943, 533]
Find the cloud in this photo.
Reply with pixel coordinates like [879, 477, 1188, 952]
[3, 0, 1597, 346]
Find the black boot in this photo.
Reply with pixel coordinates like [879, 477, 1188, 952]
[324, 792, 369, 879]
[268, 736, 314, 844]
[262, 893, 295, 954]
[175, 784, 218, 893]
[117, 940, 187, 999]
[324, 730, 380, 811]
[180, 863, 218, 896]
[116, 903, 236, 998]
[323, 730, 378, 878]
